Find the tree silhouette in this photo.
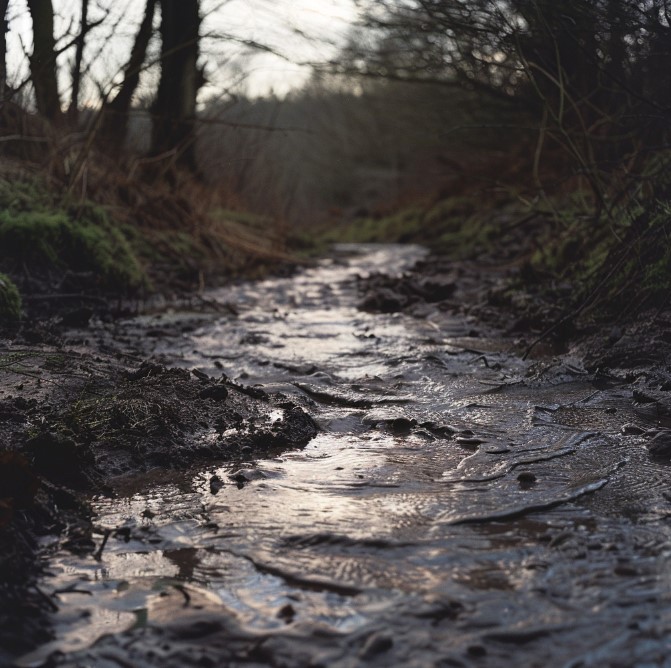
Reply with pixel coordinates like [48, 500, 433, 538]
[151, 0, 203, 171]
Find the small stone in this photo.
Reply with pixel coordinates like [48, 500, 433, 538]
[390, 417, 415, 434]
[277, 604, 295, 623]
[359, 632, 393, 660]
[633, 389, 657, 404]
[229, 468, 266, 483]
[456, 436, 485, 449]
[467, 645, 487, 657]
[621, 423, 645, 435]
[647, 430, 671, 461]
[209, 475, 224, 494]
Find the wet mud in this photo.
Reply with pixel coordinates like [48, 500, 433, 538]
[4, 244, 671, 667]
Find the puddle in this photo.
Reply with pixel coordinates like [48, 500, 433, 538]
[22, 244, 671, 667]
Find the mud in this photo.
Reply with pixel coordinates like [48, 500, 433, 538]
[3, 243, 671, 667]
[0, 330, 317, 663]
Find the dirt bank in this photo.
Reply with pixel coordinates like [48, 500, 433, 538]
[0, 311, 318, 663]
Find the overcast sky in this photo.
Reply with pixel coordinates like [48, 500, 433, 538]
[6, 0, 359, 104]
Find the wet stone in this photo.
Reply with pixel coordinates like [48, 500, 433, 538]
[277, 603, 296, 623]
[359, 632, 394, 660]
[455, 436, 486, 449]
[209, 475, 224, 494]
[228, 468, 267, 483]
[359, 288, 407, 313]
[646, 430, 671, 462]
[389, 417, 416, 434]
[621, 423, 645, 435]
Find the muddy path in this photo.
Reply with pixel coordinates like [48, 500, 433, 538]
[12, 244, 671, 667]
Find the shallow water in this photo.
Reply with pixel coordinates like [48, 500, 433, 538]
[21, 244, 671, 667]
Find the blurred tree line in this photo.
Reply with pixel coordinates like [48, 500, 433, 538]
[2, 0, 671, 223]
[199, 0, 671, 227]
[342, 0, 671, 211]
[1, 0, 203, 170]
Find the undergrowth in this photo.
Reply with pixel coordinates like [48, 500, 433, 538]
[0, 177, 145, 292]
[330, 182, 671, 325]
[0, 273, 21, 322]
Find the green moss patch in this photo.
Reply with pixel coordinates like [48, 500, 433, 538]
[328, 207, 425, 245]
[0, 178, 145, 292]
[0, 273, 21, 322]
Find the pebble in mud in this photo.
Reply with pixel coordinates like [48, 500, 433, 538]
[455, 435, 486, 449]
[646, 430, 671, 462]
[359, 632, 394, 660]
[209, 475, 224, 494]
[621, 423, 646, 435]
[228, 468, 267, 484]
[389, 417, 415, 434]
[276, 603, 296, 623]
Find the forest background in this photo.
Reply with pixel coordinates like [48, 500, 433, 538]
[0, 0, 670, 330]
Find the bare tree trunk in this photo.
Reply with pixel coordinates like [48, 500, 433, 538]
[26, 0, 60, 120]
[100, 0, 156, 148]
[0, 0, 9, 103]
[68, 0, 89, 122]
[151, 0, 202, 171]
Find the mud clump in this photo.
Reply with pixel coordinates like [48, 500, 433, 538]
[25, 361, 319, 481]
[358, 271, 456, 314]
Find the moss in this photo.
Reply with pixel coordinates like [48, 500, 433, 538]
[425, 196, 477, 230]
[326, 207, 425, 245]
[0, 273, 21, 322]
[0, 178, 55, 213]
[213, 208, 273, 230]
[0, 207, 145, 292]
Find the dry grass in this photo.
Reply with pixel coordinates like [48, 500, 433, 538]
[0, 104, 297, 292]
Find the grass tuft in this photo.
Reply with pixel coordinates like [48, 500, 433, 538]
[0, 273, 21, 322]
